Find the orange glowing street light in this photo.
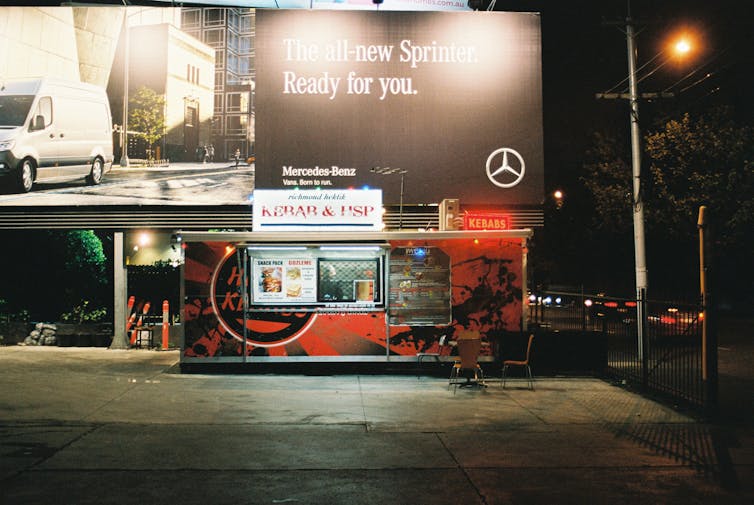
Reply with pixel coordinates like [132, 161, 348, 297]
[668, 30, 699, 62]
[553, 189, 564, 209]
[674, 38, 692, 55]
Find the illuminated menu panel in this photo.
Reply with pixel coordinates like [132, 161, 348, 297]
[248, 245, 385, 310]
[388, 247, 451, 326]
[252, 258, 317, 304]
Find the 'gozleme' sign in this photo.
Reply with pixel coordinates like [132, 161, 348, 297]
[252, 189, 383, 231]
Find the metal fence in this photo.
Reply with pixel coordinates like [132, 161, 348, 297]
[528, 290, 715, 412]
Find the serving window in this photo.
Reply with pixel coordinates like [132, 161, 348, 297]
[317, 259, 380, 303]
[247, 245, 386, 311]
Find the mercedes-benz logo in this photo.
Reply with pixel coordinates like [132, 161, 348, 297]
[486, 147, 525, 188]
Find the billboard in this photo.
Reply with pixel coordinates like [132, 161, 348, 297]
[0, 6, 542, 221]
[255, 10, 544, 206]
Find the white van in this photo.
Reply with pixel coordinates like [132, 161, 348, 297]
[0, 78, 114, 193]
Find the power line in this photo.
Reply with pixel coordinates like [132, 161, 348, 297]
[603, 49, 666, 94]
[601, 1, 744, 98]
[662, 45, 734, 94]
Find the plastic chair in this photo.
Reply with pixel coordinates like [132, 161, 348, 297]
[502, 333, 535, 390]
[449, 332, 485, 390]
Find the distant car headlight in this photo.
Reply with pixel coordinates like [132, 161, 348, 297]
[0, 139, 15, 151]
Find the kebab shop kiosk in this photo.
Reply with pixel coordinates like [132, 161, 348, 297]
[180, 190, 532, 367]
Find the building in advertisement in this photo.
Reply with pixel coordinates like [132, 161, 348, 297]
[108, 9, 215, 162]
[0, 6, 215, 164]
[0, 7, 119, 89]
[180, 7, 255, 162]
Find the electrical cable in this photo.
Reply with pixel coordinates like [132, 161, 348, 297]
[601, 2, 739, 97]
[602, 49, 666, 95]
[662, 45, 733, 93]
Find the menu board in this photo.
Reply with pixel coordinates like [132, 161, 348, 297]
[252, 258, 317, 304]
[388, 247, 451, 325]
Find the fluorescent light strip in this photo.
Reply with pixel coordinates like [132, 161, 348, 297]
[319, 246, 383, 251]
[247, 246, 308, 251]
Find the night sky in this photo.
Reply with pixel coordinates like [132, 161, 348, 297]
[507, 0, 754, 192]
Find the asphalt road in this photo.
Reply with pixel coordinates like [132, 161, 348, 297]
[0, 162, 255, 206]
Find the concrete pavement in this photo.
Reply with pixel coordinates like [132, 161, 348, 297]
[0, 346, 752, 504]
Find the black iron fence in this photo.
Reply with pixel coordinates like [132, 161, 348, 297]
[529, 290, 716, 412]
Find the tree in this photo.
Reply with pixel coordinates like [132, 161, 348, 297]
[129, 86, 166, 159]
[0, 230, 109, 321]
[60, 230, 107, 310]
[581, 131, 633, 233]
[644, 108, 754, 245]
[581, 107, 754, 301]
[644, 108, 754, 300]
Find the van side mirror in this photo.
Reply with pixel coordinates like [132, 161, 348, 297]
[31, 115, 45, 131]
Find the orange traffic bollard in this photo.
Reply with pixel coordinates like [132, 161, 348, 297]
[125, 296, 136, 335]
[127, 312, 138, 344]
[162, 299, 169, 350]
[128, 300, 141, 345]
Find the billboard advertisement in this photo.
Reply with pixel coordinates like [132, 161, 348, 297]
[0, 6, 249, 208]
[0, 6, 542, 216]
[255, 9, 544, 206]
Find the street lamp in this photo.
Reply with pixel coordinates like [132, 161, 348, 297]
[625, 13, 648, 320]
[674, 38, 691, 55]
[371, 166, 408, 229]
[553, 189, 564, 209]
[596, 5, 699, 376]
[626, 15, 697, 361]
[241, 80, 255, 160]
[120, 8, 130, 168]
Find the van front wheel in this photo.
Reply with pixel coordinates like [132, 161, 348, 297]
[17, 158, 35, 193]
[87, 157, 104, 185]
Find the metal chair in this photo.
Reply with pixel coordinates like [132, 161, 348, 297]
[502, 333, 535, 390]
[133, 325, 154, 349]
[449, 333, 485, 391]
[417, 335, 448, 364]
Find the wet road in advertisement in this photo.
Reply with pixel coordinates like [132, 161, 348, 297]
[0, 162, 255, 206]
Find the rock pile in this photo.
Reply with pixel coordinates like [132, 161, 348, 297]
[23, 323, 58, 346]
